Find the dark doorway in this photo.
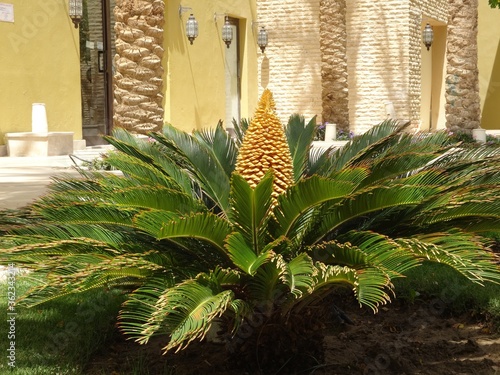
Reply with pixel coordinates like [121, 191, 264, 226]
[224, 17, 241, 133]
[79, 0, 115, 146]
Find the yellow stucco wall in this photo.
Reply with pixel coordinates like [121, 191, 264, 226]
[164, 0, 259, 133]
[478, 2, 500, 130]
[0, 0, 82, 145]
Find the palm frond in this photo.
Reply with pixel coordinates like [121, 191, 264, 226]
[138, 212, 231, 256]
[152, 124, 232, 213]
[282, 253, 315, 297]
[232, 117, 250, 146]
[18, 250, 161, 307]
[230, 173, 274, 252]
[104, 152, 188, 191]
[225, 232, 274, 275]
[326, 120, 407, 173]
[125, 280, 234, 352]
[32, 202, 138, 228]
[337, 231, 421, 277]
[397, 230, 500, 284]
[274, 176, 357, 241]
[309, 184, 441, 244]
[193, 121, 238, 177]
[104, 130, 192, 192]
[285, 114, 317, 180]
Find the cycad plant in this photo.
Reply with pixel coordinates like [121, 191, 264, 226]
[1, 90, 500, 372]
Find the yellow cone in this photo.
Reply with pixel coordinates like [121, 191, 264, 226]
[235, 89, 294, 199]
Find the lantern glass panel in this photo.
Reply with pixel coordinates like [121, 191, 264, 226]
[258, 27, 268, 52]
[186, 14, 199, 44]
[222, 18, 233, 47]
[422, 23, 433, 50]
[69, 0, 83, 18]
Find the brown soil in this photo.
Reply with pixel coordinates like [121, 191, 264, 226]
[86, 298, 500, 375]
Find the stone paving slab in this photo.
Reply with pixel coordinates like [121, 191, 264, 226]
[0, 147, 110, 210]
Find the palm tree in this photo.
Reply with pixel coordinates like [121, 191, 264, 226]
[446, 0, 481, 131]
[113, 0, 165, 133]
[1, 90, 499, 372]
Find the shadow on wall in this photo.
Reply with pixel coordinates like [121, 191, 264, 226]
[482, 38, 500, 129]
[261, 56, 269, 89]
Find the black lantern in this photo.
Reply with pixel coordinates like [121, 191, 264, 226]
[222, 17, 233, 48]
[257, 26, 268, 53]
[69, 0, 83, 28]
[422, 23, 434, 51]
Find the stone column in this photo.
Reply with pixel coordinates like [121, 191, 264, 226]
[445, 0, 481, 132]
[320, 0, 349, 131]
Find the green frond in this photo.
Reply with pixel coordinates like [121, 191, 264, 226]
[107, 135, 194, 194]
[337, 231, 421, 277]
[132, 210, 179, 237]
[152, 124, 232, 213]
[311, 263, 392, 312]
[308, 144, 337, 176]
[283, 253, 315, 297]
[274, 176, 356, 240]
[154, 213, 231, 253]
[0, 237, 118, 266]
[18, 251, 161, 307]
[230, 173, 274, 252]
[225, 232, 275, 275]
[398, 231, 500, 284]
[231, 118, 250, 146]
[358, 152, 445, 187]
[104, 152, 187, 190]
[285, 114, 317, 180]
[118, 276, 177, 342]
[148, 281, 234, 353]
[228, 298, 253, 333]
[249, 256, 285, 303]
[196, 266, 242, 287]
[417, 198, 500, 226]
[309, 184, 440, 244]
[327, 120, 407, 173]
[193, 121, 238, 177]
[32, 202, 139, 228]
[355, 268, 394, 311]
[309, 241, 369, 267]
[328, 166, 370, 185]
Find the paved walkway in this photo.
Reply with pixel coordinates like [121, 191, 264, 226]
[0, 147, 110, 210]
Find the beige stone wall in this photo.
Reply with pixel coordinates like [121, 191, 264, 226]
[344, 0, 447, 134]
[257, 0, 322, 124]
[346, 0, 411, 134]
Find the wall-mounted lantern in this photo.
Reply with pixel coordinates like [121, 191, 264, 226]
[214, 13, 233, 48]
[222, 17, 233, 48]
[179, 5, 198, 45]
[257, 27, 268, 53]
[422, 23, 434, 51]
[69, 0, 83, 28]
[252, 22, 268, 53]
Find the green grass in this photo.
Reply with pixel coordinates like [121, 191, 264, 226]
[393, 262, 500, 328]
[0, 277, 124, 374]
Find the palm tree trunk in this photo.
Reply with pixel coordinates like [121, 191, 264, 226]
[113, 0, 164, 134]
[445, 0, 481, 132]
[320, 0, 349, 131]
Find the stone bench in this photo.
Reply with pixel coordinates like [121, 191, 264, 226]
[5, 132, 74, 157]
